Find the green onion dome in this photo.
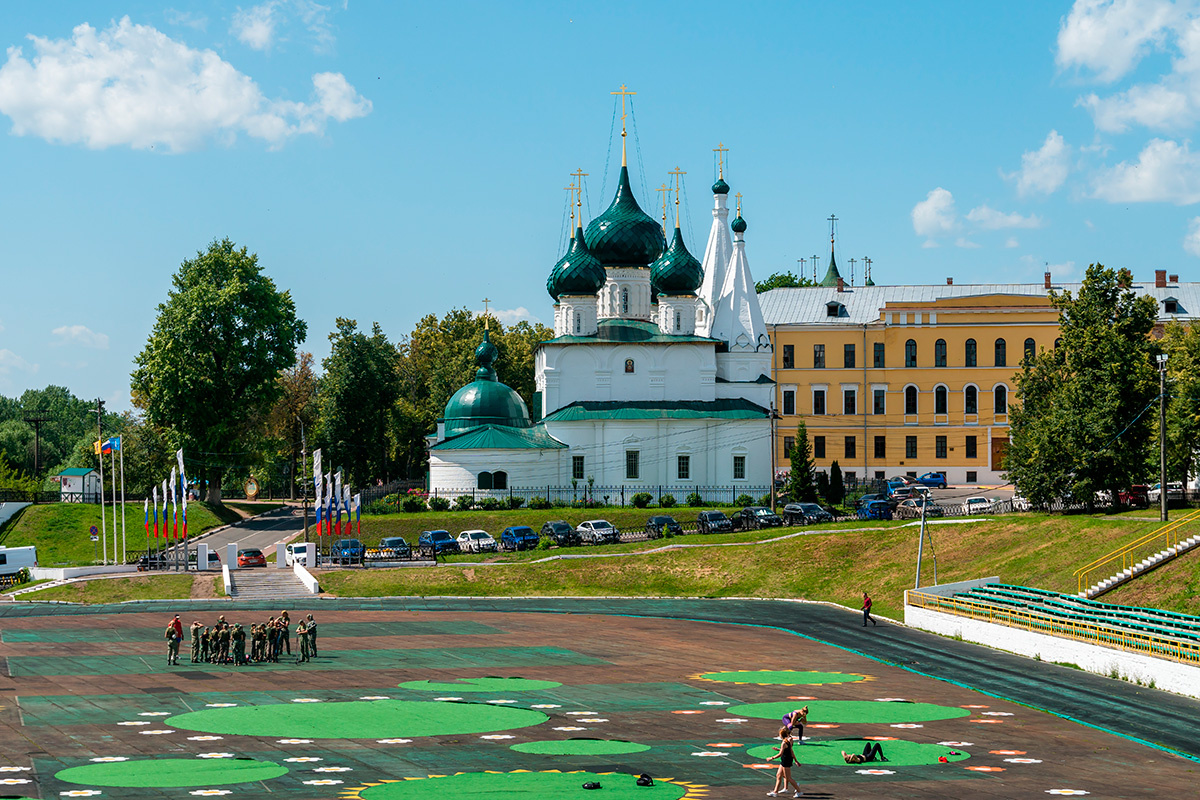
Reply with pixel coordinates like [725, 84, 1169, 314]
[712, 177, 730, 195]
[651, 225, 703, 294]
[554, 225, 607, 296]
[731, 214, 747, 234]
[442, 330, 532, 438]
[584, 166, 666, 267]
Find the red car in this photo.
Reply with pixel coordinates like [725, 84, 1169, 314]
[1118, 485, 1150, 508]
[236, 548, 266, 567]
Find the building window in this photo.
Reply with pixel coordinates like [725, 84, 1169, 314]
[813, 344, 825, 368]
[935, 385, 948, 415]
[966, 470, 977, 483]
[783, 390, 795, 416]
[677, 455, 690, 480]
[843, 388, 856, 415]
[674, 310, 681, 331]
[625, 450, 640, 480]
[574, 313, 581, 333]
[1165, 299, 1179, 314]
[782, 344, 794, 368]
[874, 435, 886, 459]
[477, 471, 494, 489]
[624, 358, 635, 374]
[935, 338, 947, 367]
[621, 288, 630, 314]
[995, 385, 1008, 414]
[733, 455, 746, 480]
[493, 470, 508, 490]
[874, 342, 885, 368]
[572, 455, 585, 480]
[814, 436, 826, 459]
[845, 436, 856, 459]
[844, 343, 855, 369]
[783, 437, 795, 458]
[905, 385, 918, 414]
[965, 436, 977, 459]
[935, 436, 947, 459]
[995, 338, 1007, 367]
[813, 390, 826, 415]
[1024, 337, 1036, 361]
[1054, 337, 1063, 349]
[965, 338, 977, 367]
[873, 388, 885, 415]
[965, 385, 978, 415]
[905, 339, 917, 367]
[905, 435, 917, 459]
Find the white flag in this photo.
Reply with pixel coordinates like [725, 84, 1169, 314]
[176, 449, 186, 510]
[312, 448, 322, 501]
[334, 470, 343, 527]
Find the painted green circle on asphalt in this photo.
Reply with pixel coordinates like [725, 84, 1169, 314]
[746, 738, 970, 766]
[56, 758, 287, 788]
[728, 700, 971, 724]
[511, 739, 652, 756]
[358, 771, 686, 800]
[698, 670, 864, 685]
[168, 699, 548, 739]
[399, 677, 563, 692]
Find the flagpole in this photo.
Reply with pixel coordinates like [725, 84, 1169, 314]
[96, 401, 107, 566]
[110, 447, 117, 568]
[119, 439, 126, 564]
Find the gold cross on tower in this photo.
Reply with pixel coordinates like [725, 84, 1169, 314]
[657, 183, 671, 233]
[482, 298, 490, 330]
[713, 142, 729, 179]
[611, 84, 636, 166]
[571, 168, 588, 218]
[735, 192, 743, 216]
[668, 166, 687, 227]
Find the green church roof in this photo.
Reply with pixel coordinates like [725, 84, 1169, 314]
[442, 331, 532, 438]
[429, 423, 566, 451]
[552, 225, 607, 297]
[651, 225, 703, 295]
[543, 398, 771, 423]
[543, 318, 717, 345]
[584, 166, 666, 267]
[59, 468, 97, 476]
[819, 245, 843, 287]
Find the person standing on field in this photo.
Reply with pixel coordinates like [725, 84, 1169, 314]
[862, 591, 876, 627]
[189, 620, 202, 663]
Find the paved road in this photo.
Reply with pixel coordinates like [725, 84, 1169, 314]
[197, 505, 307, 555]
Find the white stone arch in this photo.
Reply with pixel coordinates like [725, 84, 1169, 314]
[962, 382, 980, 415]
[933, 382, 950, 415]
[991, 382, 1010, 415]
[903, 382, 920, 415]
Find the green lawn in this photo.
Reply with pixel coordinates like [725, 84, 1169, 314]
[1105, 545, 1200, 617]
[322, 513, 1165, 618]
[28, 574, 197, 603]
[2, 502, 231, 566]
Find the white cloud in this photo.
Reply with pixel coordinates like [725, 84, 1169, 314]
[233, 4, 277, 50]
[1080, 83, 1192, 132]
[1057, 0, 1182, 83]
[0, 17, 370, 152]
[1047, 260, 1080, 281]
[965, 204, 1044, 229]
[955, 238, 981, 249]
[50, 324, 109, 349]
[1005, 237, 1020, 248]
[232, 1, 335, 53]
[1091, 138, 1200, 202]
[478, 307, 542, 326]
[1185, 216, 1200, 254]
[0, 349, 37, 377]
[165, 9, 208, 31]
[1008, 131, 1071, 196]
[911, 187, 958, 244]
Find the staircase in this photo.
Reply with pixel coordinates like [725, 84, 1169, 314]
[229, 569, 314, 600]
[1076, 509, 1200, 599]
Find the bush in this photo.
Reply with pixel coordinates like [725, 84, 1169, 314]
[363, 500, 395, 516]
[401, 495, 427, 513]
[758, 494, 772, 507]
[659, 494, 676, 508]
[454, 495, 475, 510]
[507, 496, 525, 510]
[528, 496, 551, 510]
[735, 493, 756, 507]
[428, 496, 451, 512]
[686, 491, 704, 507]
[478, 497, 504, 511]
[537, 536, 552, 550]
[383, 493, 401, 507]
[630, 492, 653, 508]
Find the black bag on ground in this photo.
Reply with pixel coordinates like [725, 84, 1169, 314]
[582, 781, 602, 790]
[636, 773, 654, 787]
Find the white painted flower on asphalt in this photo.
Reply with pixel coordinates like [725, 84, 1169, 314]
[982, 711, 1014, 716]
[285, 757, 322, 763]
[60, 791, 103, 797]
[578, 718, 608, 723]
[0, 778, 31, 784]
[856, 769, 895, 775]
[197, 753, 234, 759]
[938, 741, 973, 747]
[434, 697, 462, 701]
[277, 739, 312, 744]
[359, 696, 389, 700]
[1006, 758, 1043, 764]
[118, 721, 150, 726]
[716, 718, 748, 723]
[376, 739, 412, 744]
[875, 698, 908, 702]
[479, 735, 514, 740]
[139, 711, 171, 716]
[205, 703, 237, 708]
[530, 704, 560, 709]
[691, 751, 726, 757]
[552, 726, 586, 731]
[187, 736, 223, 741]
[1045, 792, 1089, 797]
[189, 791, 232, 797]
[891, 723, 923, 728]
[302, 779, 343, 785]
[313, 766, 352, 772]
[0, 766, 31, 771]
[699, 701, 729, 705]
[291, 698, 321, 703]
[139, 729, 174, 735]
[89, 757, 127, 763]
[565, 711, 597, 716]
[486, 699, 517, 704]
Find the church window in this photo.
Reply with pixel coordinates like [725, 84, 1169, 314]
[994, 338, 1007, 367]
[844, 436, 856, 459]
[935, 339, 947, 367]
[477, 472, 494, 490]
[572, 456, 585, 480]
[813, 344, 825, 368]
[874, 342, 885, 368]
[493, 471, 508, 490]
[905, 385, 918, 414]
[994, 385, 1008, 414]
[935, 385, 948, 415]
[782, 344, 794, 368]
[733, 455, 747, 480]
[814, 436, 826, 459]
[675, 310, 681, 331]
[965, 385, 978, 414]
[813, 390, 826, 415]
[1024, 338, 1036, 361]
[905, 339, 917, 368]
[625, 450, 640, 480]
[677, 455, 690, 481]
[844, 344, 855, 369]
[624, 358, 635, 374]
[574, 313, 581, 334]
[621, 288, 630, 314]
[783, 390, 795, 416]
[965, 338, 977, 367]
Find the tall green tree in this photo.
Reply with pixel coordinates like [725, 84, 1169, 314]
[320, 321, 401, 486]
[1006, 264, 1158, 505]
[131, 238, 305, 502]
[828, 460, 844, 505]
[755, 271, 815, 294]
[1159, 321, 1200, 484]
[266, 352, 319, 498]
[786, 421, 818, 502]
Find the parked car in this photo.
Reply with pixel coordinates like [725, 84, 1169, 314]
[540, 520, 581, 547]
[1147, 482, 1185, 503]
[284, 543, 307, 566]
[183, 551, 221, 570]
[330, 538, 366, 564]
[374, 536, 412, 559]
[855, 493, 890, 509]
[644, 515, 683, 538]
[696, 510, 733, 533]
[963, 497, 994, 515]
[856, 500, 893, 520]
[887, 476, 917, 491]
[895, 498, 944, 519]
[737, 506, 784, 529]
[456, 530, 498, 553]
[782, 502, 834, 525]
[916, 472, 948, 490]
[576, 519, 621, 545]
[418, 529, 460, 555]
[1011, 494, 1033, 511]
[1119, 485, 1150, 508]
[500, 526, 539, 551]
[236, 548, 266, 568]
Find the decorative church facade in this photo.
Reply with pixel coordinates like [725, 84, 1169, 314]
[427, 136, 775, 498]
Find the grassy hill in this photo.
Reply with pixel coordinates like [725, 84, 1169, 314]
[1105, 547, 1200, 616]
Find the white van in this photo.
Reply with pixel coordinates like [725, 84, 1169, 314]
[285, 542, 309, 567]
[0, 546, 37, 576]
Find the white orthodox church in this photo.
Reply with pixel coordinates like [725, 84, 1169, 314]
[427, 135, 774, 498]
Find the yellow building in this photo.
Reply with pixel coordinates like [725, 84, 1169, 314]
[760, 269, 1192, 487]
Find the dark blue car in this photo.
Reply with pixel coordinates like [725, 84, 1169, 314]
[330, 538, 365, 564]
[418, 529, 460, 555]
[500, 526, 539, 551]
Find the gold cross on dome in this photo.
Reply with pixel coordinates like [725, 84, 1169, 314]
[482, 298, 490, 330]
[735, 192, 743, 215]
[611, 84, 636, 165]
[668, 166, 687, 227]
[657, 183, 671, 231]
[713, 142, 729, 178]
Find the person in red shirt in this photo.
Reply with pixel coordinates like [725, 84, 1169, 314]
[171, 614, 184, 639]
[862, 592, 876, 627]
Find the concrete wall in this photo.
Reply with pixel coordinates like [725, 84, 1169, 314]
[31, 564, 139, 581]
[905, 601, 1200, 699]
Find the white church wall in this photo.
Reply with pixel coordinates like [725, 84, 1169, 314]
[429, 449, 564, 494]
[540, 343, 717, 414]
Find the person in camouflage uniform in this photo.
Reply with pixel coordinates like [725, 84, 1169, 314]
[190, 621, 203, 663]
[165, 622, 180, 666]
[232, 623, 246, 666]
[200, 626, 212, 663]
[279, 611, 291, 655]
[218, 623, 232, 664]
[305, 614, 317, 655]
[295, 620, 310, 663]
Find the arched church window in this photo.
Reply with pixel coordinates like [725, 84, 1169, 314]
[621, 288, 630, 315]
[477, 472, 493, 490]
[574, 312, 581, 334]
[493, 471, 508, 490]
[675, 310, 681, 331]
[625, 358, 635, 374]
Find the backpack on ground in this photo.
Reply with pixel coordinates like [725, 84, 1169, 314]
[636, 773, 654, 787]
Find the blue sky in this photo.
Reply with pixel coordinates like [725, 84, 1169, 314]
[1, 1, 1198, 410]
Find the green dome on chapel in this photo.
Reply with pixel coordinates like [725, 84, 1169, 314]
[712, 177, 730, 195]
[442, 330, 532, 438]
[550, 225, 606, 299]
[651, 225, 703, 295]
[584, 166, 666, 267]
[731, 214, 747, 233]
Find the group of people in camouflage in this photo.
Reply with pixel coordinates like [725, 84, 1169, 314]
[165, 611, 318, 666]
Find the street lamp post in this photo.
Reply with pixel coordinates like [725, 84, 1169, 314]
[299, 418, 309, 542]
[1158, 353, 1169, 523]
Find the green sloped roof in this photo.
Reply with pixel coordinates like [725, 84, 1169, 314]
[819, 246, 843, 287]
[543, 398, 770, 422]
[544, 318, 717, 345]
[59, 468, 97, 476]
[429, 423, 567, 451]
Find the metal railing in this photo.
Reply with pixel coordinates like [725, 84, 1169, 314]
[906, 588, 1200, 666]
[1073, 508, 1200, 594]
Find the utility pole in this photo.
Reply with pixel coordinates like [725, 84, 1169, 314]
[915, 491, 927, 588]
[22, 410, 51, 483]
[769, 407, 782, 512]
[1158, 353, 1169, 522]
[300, 418, 309, 542]
[95, 399, 106, 565]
